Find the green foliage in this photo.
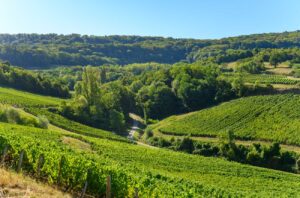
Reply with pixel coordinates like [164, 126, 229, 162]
[109, 110, 126, 134]
[0, 123, 299, 197]
[0, 86, 126, 141]
[136, 82, 181, 120]
[0, 34, 204, 67]
[134, 62, 237, 119]
[75, 66, 101, 105]
[144, 128, 153, 139]
[0, 62, 70, 97]
[61, 67, 135, 130]
[155, 94, 300, 145]
[0, 104, 46, 128]
[2, 31, 300, 69]
[226, 73, 300, 85]
[0, 86, 65, 107]
[177, 136, 195, 153]
[236, 59, 265, 74]
[27, 107, 128, 142]
[36, 115, 49, 129]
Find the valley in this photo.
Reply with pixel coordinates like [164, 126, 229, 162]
[1, 31, 300, 197]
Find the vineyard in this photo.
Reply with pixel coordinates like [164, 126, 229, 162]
[223, 73, 300, 85]
[0, 86, 127, 142]
[0, 87, 298, 196]
[0, 123, 300, 197]
[0, 87, 65, 107]
[245, 74, 300, 84]
[154, 94, 300, 145]
[26, 107, 128, 142]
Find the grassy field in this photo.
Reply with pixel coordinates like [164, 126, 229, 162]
[153, 94, 300, 145]
[0, 123, 299, 197]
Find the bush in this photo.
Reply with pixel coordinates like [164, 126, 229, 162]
[5, 107, 21, 124]
[109, 110, 126, 135]
[178, 137, 194, 153]
[296, 158, 300, 173]
[37, 115, 49, 129]
[144, 128, 154, 139]
[236, 59, 265, 74]
[0, 105, 48, 129]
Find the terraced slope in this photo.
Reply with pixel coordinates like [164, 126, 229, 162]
[154, 94, 300, 145]
[0, 86, 127, 142]
[0, 87, 65, 107]
[0, 123, 299, 197]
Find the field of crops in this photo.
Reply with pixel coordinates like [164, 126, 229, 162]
[223, 73, 300, 85]
[0, 86, 300, 197]
[0, 123, 299, 197]
[245, 74, 300, 84]
[26, 107, 128, 142]
[0, 87, 65, 107]
[154, 94, 300, 145]
[0, 86, 126, 142]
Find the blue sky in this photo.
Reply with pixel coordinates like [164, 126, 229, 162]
[0, 0, 299, 39]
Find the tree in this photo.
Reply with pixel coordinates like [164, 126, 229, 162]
[76, 66, 101, 105]
[178, 137, 195, 153]
[100, 68, 107, 84]
[296, 158, 300, 173]
[269, 53, 281, 67]
[236, 59, 265, 74]
[231, 73, 245, 97]
[109, 110, 126, 134]
[136, 82, 180, 120]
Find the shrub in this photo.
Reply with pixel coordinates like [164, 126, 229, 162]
[5, 107, 21, 124]
[37, 115, 49, 129]
[144, 128, 154, 139]
[178, 137, 194, 153]
[0, 104, 49, 129]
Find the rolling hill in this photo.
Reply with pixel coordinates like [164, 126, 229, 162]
[153, 94, 300, 145]
[0, 87, 299, 197]
[2, 31, 300, 68]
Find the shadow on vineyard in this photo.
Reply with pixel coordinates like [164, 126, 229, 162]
[141, 129, 300, 174]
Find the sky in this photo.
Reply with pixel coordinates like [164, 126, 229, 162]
[0, 0, 299, 39]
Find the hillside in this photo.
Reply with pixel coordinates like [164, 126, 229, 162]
[0, 86, 127, 142]
[0, 168, 71, 198]
[1, 123, 300, 197]
[1, 31, 300, 68]
[0, 87, 299, 197]
[153, 94, 300, 145]
[0, 62, 69, 98]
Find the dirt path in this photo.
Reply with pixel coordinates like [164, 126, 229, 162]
[128, 113, 158, 149]
[127, 119, 139, 141]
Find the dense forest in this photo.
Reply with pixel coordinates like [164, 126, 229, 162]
[1, 31, 300, 68]
[0, 62, 69, 97]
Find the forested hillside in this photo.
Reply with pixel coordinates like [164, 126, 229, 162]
[1, 30, 300, 197]
[0, 62, 69, 97]
[1, 31, 300, 68]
